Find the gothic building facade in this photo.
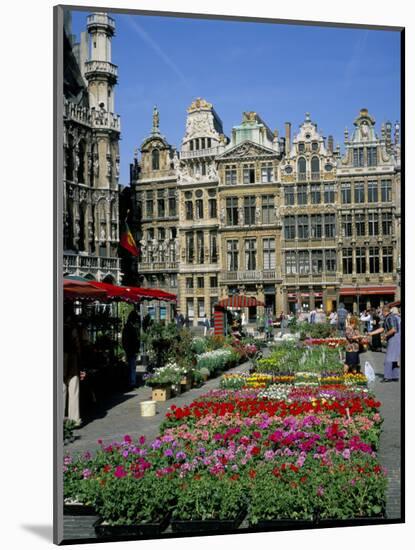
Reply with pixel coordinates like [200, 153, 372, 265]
[63, 12, 121, 283]
[130, 99, 401, 324]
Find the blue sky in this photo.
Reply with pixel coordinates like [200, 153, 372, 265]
[70, 10, 401, 185]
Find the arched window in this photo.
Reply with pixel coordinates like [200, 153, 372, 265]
[152, 149, 160, 170]
[78, 202, 87, 252]
[311, 156, 320, 174]
[65, 135, 74, 181]
[297, 157, 306, 173]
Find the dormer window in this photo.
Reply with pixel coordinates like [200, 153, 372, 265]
[152, 149, 160, 170]
[367, 147, 378, 167]
[298, 143, 305, 153]
[312, 142, 319, 151]
[353, 147, 364, 167]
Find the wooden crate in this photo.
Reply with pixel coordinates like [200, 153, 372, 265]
[152, 387, 171, 401]
[180, 376, 192, 392]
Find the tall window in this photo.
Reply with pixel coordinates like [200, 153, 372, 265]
[210, 231, 218, 263]
[367, 147, 378, 167]
[284, 216, 296, 240]
[342, 248, 353, 274]
[341, 183, 351, 204]
[225, 165, 237, 185]
[298, 215, 309, 239]
[261, 163, 273, 182]
[196, 232, 204, 264]
[285, 251, 297, 274]
[186, 298, 194, 319]
[262, 195, 275, 224]
[297, 184, 308, 205]
[208, 198, 217, 218]
[356, 247, 366, 274]
[146, 191, 154, 218]
[185, 200, 193, 220]
[245, 239, 257, 270]
[243, 164, 256, 184]
[197, 277, 204, 289]
[227, 240, 239, 271]
[382, 212, 392, 235]
[152, 149, 160, 170]
[210, 276, 218, 288]
[324, 184, 335, 203]
[157, 194, 165, 218]
[226, 197, 238, 226]
[325, 250, 337, 272]
[185, 277, 193, 289]
[263, 238, 275, 270]
[368, 212, 379, 236]
[77, 140, 86, 183]
[324, 214, 336, 238]
[297, 157, 307, 181]
[353, 147, 364, 167]
[168, 189, 176, 216]
[298, 250, 310, 274]
[284, 186, 295, 205]
[342, 214, 353, 237]
[382, 246, 393, 273]
[244, 196, 256, 225]
[311, 250, 323, 273]
[368, 181, 378, 202]
[196, 199, 204, 219]
[310, 156, 320, 178]
[311, 214, 322, 238]
[186, 232, 194, 263]
[354, 182, 365, 203]
[381, 180, 392, 202]
[369, 246, 380, 273]
[310, 184, 321, 204]
[355, 212, 366, 236]
[198, 298, 205, 318]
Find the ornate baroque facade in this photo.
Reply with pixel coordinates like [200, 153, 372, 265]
[131, 99, 400, 324]
[63, 12, 121, 283]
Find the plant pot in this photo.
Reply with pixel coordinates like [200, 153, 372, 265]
[94, 513, 170, 539]
[252, 518, 314, 530]
[201, 373, 209, 382]
[171, 509, 246, 534]
[151, 386, 171, 401]
[140, 400, 156, 417]
[64, 501, 97, 516]
[316, 515, 385, 527]
[180, 376, 192, 391]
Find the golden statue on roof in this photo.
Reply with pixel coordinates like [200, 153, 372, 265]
[187, 98, 213, 112]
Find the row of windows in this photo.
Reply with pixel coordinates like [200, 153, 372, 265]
[185, 198, 217, 220]
[284, 180, 392, 205]
[342, 247, 393, 274]
[285, 250, 337, 275]
[225, 195, 276, 226]
[284, 214, 336, 240]
[186, 275, 218, 289]
[146, 227, 177, 241]
[226, 238, 276, 271]
[225, 163, 274, 185]
[341, 212, 393, 237]
[188, 137, 213, 151]
[185, 231, 218, 264]
[352, 146, 378, 168]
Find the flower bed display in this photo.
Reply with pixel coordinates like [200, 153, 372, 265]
[305, 338, 347, 349]
[64, 342, 386, 535]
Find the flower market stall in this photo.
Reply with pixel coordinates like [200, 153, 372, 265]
[64, 339, 387, 538]
[213, 296, 265, 337]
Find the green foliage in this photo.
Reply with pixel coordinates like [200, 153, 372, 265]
[173, 475, 247, 521]
[96, 474, 176, 525]
[64, 420, 76, 444]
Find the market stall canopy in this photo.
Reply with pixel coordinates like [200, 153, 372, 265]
[218, 295, 265, 308]
[63, 279, 108, 300]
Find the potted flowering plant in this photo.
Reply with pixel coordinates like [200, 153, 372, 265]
[94, 473, 176, 538]
[145, 362, 184, 400]
[171, 474, 247, 533]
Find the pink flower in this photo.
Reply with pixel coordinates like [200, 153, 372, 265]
[123, 435, 132, 444]
[114, 466, 127, 478]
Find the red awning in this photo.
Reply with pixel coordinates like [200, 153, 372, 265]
[219, 295, 264, 308]
[340, 286, 396, 296]
[89, 282, 177, 303]
[63, 279, 108, 300]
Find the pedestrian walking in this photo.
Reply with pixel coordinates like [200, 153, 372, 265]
[329, 310, 338, 326]
[309, 308, 317, 324]
[337, 303, 348, 335]
[368, 304, 401, 382]
[369, 308, 382, 351]
[122, 310, 140, 389]
[344, 316, 363, 374]
[203, 314, 210, 336]
[360, 310, 371, 333]
[63, 313, 86, 427]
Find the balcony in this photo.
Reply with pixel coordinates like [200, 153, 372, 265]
[180, 147, 219, 159]
[84, 60, 118, 81]
[222, 270, 277, 283]
[91, 109, 120, 131]
[138, 261, 178, 272]
[63, 253, 120, 282]
[87, 13, 116, 31]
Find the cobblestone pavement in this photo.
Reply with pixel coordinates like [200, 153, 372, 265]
[63, 346, 402, 541]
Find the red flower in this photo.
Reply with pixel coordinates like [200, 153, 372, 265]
[103, 465, 111, 473]
[249, 469, 257, 479]
[290, 464, 299, 473]
[251, 446, 261, 456]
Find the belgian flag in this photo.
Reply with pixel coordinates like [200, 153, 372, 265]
[119, 221, 139, 256]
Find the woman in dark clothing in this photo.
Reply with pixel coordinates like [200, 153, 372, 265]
[344, 316, 362, 374]
[369, 308, 382, 351]
[122, 310, 140, 388]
